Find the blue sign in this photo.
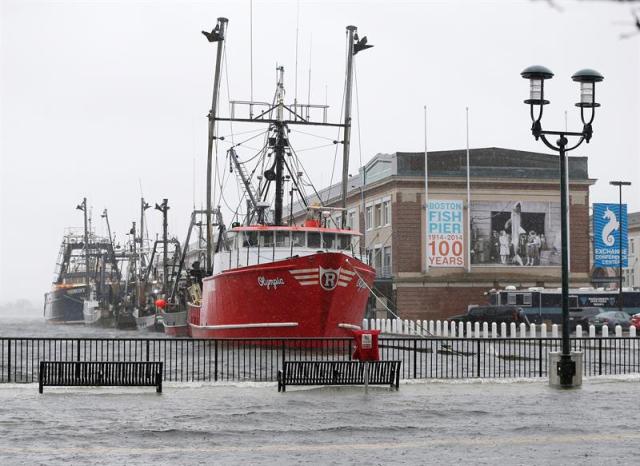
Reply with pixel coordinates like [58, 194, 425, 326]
[593, 203, 628, 268]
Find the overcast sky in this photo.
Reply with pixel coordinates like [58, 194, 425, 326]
[1, 0, 639, 304]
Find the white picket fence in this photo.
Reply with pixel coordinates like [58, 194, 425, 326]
[361, 318, 638, 338]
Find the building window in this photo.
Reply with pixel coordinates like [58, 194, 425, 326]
[631, 239, 635, 255]
[374, 203, 382, 228]
[366, 206, 373, 230]
[382, 246, 392, 277]
[347, 210, 355, 230]
[383, 200, 391, 225]
[374, 247, 383, 272]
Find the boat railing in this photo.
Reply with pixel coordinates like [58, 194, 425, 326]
[216, 243, 362, 270]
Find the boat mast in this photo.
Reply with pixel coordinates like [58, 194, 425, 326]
[274, 66, 287, 226]
[101, 208, 120, 281]
[76, 198, 90, 289]
[205, 17, 228, 275]
[203, 21, 370, 229]
[155, 199, 169, 295]
[140, 198, 150, 275]
[340, 26, 356, 227]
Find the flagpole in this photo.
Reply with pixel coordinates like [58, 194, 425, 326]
[424, 105, 429, 274]
[466, 107, 471, 273]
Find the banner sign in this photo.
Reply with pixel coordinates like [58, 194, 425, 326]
[593, 203, 628, 268]
[469, 201, 560, 267]
[427, 200, 464, 267]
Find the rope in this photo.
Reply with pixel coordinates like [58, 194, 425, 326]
[289, 128, 336, 142]
[343, 258, 433, 337]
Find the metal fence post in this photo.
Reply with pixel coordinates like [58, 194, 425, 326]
[7, 339, 11, 383]
[281, 340, 286, 370]
[598, 338, 603, 376]
[75, 339, 81, 380]
[538, 339, 543, 377]
[476, 339, 481, 377]
[214, 340, 218, 382]
[413, 339, 417, 379]
[146, 340, 150, 362]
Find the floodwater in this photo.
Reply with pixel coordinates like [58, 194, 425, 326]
[0, 315, 167, 339]
[2, 317, 640, 465]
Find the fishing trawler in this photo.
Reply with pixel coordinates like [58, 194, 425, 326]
[44, 228, 120, 325]
[187, 18, 375, 339]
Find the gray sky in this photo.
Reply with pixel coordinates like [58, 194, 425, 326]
[1, 0, 639, 304]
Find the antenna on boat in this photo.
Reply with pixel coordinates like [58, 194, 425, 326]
[203, 16, 228, 276]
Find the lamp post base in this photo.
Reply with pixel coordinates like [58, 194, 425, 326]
[549, 351, 583, 388]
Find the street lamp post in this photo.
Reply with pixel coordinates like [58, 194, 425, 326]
[609, 181, 631, 312]
[521, 65, 604, 387]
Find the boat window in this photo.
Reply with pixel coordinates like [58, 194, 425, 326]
[337, 234, 351, 250]
[322, 233, 336, 249]
[243, 231, 258, 247]
[307, 232, 321, 248]
[259, 231, 274, 247]
[507, 293, 516, 305]
[292, 231, 305, 247]
[276, 231, 291, 247]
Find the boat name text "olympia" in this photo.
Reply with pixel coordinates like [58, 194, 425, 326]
[257, 276, 285, 290]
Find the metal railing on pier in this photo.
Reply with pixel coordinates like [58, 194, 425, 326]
[1, 337, 639, 384]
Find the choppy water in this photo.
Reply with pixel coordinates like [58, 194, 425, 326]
[1, 376, 640, 465]
[0, 316, 167, 339]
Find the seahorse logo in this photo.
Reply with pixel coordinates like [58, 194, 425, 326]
[602, 208, 619, 247]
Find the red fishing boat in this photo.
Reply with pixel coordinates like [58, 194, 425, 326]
[186, 18, 375, 339]
[189, 224, 375, 339]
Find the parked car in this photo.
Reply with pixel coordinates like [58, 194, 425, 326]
[587, 311, 631, 333]
[630, 313, 640, 330]
[568, 308, 604, 332]
[448, 305, 530, 325]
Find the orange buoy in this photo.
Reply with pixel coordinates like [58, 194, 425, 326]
[155, 298, 167, 309]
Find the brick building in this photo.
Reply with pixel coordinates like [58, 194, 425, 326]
[290, 147, 594, 320]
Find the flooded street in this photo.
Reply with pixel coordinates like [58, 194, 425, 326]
[1, 375, 639, 465]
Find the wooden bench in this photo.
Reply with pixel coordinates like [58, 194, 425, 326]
[277, 360, 401, 392]
[38, 361, 163, 393]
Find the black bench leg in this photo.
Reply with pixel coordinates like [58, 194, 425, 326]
[277, 370, 286, 392]
[156, 371, 162, 394]
[38, 362, 44, 394]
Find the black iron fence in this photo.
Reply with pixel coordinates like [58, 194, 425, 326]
[1, 337, 639, 384]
